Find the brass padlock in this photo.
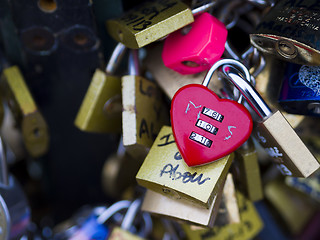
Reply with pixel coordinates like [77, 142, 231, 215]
[233, 138, 263, 202]
[106, 0, 194, 49]
[182, 191, 263, 240]
[136, 125, 233, 208]
[250, 0, 320, 65]
[221, 61, 320, 177]
[75, 43, 126, 133]
[1, 66, 49, 157]
[122, 50, 169, 160]
[141, 179, 224, 228]
[145, 43, 223, 100]
[265, 179, 317, 234]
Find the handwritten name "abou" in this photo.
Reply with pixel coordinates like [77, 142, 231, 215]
[160, 163, 211, 185]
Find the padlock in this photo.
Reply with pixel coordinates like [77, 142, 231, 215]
[101, 137, 141, 199]
[145, 43, 223, 100]
[278, 63, 320, 117]
[122, 49, 169, 161]
[171, 60, 253, 166]
[136, 125, 233, 208]
[182, 191, 263, 240]
[220, 59, 320, 177]
[0, 137, 31, 239]
[141, 176, 225, 228]
[265, 179, 317, 234]
[0, 66, 49, 158]
[250, 0, 320, 65]
[162, 12, 227, 75]
[106, 0, 194, 49]
[75, 42, 126, 133]
[233, 137, 264, 202]
[108, 199, 151, 240]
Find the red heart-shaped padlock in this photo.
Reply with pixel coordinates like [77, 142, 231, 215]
[171, 84, 253, 166]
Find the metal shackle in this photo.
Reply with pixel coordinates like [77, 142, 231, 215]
[128, 49, 140, 76]
[105, 42, 127, 74]
[221, 63, 272, 119]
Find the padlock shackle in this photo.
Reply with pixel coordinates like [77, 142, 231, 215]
[128, 49, 140, 76]
[96, 200, 130, 224]
[0, 137, 9, 186]
[121, 198, 142, 231]
[105, 42, 126, 74]
[222, 65, 272, 119]
[202, 59, 251, 87]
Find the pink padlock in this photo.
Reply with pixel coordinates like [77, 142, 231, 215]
[162, 12, 227, 75]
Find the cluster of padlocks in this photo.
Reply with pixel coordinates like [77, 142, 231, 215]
[1, 0, 320, 239]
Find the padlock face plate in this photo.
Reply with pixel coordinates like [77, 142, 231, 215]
[75, 69, 122, 133]
[171, 84, 252, 166]
[182, 191, 263, 240]
[122, 75, 169, 160]
[136, 126, 233, 208]
[250, 0, 320, 65]
[109, 227, 145, 240]
[254, 111, 320, 177]
[106, 0, 194, 49]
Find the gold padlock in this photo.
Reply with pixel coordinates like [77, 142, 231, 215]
[122, 50, 169, 161]
[136, 125, 233, 208]
[106, 0, 194, 49]
[109, 227, 145, 240]
[182, 191, 263, 240]
[144, 43, 223, 100]
[141, 180, 224, 228]
[1, 66, 49, 157]
[233, 138, 263, 202]
[75, 43, 126, 133]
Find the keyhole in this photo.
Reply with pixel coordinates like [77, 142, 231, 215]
[38, 0, 57, 13]
[182, 61, 199, 67]
[73, 33, 88, 46]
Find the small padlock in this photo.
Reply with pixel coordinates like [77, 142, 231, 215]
[278, 63, 320, 117]
[162, 12, 227, 75]
[182, 191, 263, 240]
[108, 199, 151, 240]
[0, 66, 49, 158]
[145, 43, 223, 100]
[171, 60, 253, 167]
[265, 179, 317, 234]
[122, 49, 169, 161]
[75, 42, 126, 133]
[221, 60, 320, 177]
[233, 137, 264, 202]
[250, 0, 320, 65]
[0, 137, 31, 239]
[136, 125, 233, 208]
[106, 0, 194, 49]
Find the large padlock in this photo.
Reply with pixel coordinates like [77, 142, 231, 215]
[250, 0, 320, 65]
[0, 66, 49, 158]
[221, 59, 320, 177]
[162, 12, 227, 75]
[136, 125, 233, 208]
[171, 60, 253, 166]
[122, 49, 169, 161]
[278, 63, 320, 117]
[75, 42, 126, 133]
[145, 43, 223, 100]
[233, 137, 263, 202]
[106, 0, 194, 49]
[182, 191, 263, 240]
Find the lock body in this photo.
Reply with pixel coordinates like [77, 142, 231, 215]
[75, 69, 122, 133]
[182, 191, 263, 240]
[106, 0, 194, 49]
[109, 227, 145, 240]
[278, 63, 320, 117]
[136, 126, 233, 208]
[122, 75, 169, 160]
[254, 110, 320, 177]
[1, 66, 49, 157]
[234, 139, 263, 202]
[162, 12, 227, 75]
[250, 0, 320, 65]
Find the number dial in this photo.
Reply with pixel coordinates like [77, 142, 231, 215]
[171, 84, 253, 166]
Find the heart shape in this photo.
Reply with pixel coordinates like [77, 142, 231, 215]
[299, 65, 320, 95]
[171, 84, 253, 167]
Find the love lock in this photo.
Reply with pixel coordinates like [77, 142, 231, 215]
[170, 59, 253, 167]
